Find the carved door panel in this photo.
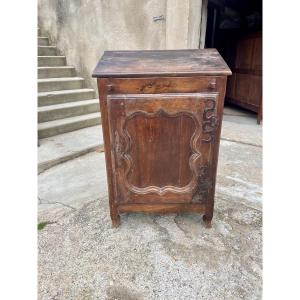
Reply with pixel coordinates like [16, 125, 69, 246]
[107, 93, 220, 204]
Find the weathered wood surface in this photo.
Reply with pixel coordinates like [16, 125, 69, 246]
[93, 49, 232, 78]
[103, 76, 222, 94]
[94, 49, 231, 228]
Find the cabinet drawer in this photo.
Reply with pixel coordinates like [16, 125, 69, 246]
[105, 76, 222, 94]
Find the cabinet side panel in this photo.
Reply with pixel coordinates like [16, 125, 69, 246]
[204, 76, 227, 219]
[97, 79, 118, 221]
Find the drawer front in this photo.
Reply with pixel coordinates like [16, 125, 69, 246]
[105, 76, 222, 94]
[107, 92, 221, 205]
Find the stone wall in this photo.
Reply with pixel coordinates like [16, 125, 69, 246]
[38, 0, 203, 91]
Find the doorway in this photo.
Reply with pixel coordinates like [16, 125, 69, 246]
[204, 0, 262, 123]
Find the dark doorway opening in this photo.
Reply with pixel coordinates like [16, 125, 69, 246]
[205, 0, 262, 123]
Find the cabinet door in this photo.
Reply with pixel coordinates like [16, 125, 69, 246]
[252, 36, 262, 72]
[107, 92, 220, 204]
[235, 37, 254, 70]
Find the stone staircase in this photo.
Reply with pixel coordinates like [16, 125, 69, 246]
[38, 29, 100, 139]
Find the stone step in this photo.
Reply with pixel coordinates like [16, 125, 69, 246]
[38, 89, 95, 106]
[38, 125, 103, 173]
[38, 112, 101, 138]
[38, 46, 57, 56]
[38, 37, 49, 46]
[38, 66, 75, 79]
[38, 99, 100, 122]
[38, 77, 85, 92]
[38, 56, 66, 67]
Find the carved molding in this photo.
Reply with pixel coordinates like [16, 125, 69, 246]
[139, 81, 172, 93]
[114, 131, 123, 167]
[202, 98, 219, 143]
[192, 166, 212, 203]
[117, 108, 204, 196]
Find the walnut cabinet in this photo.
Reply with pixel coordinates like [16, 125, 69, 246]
[92, 49, 231, 228]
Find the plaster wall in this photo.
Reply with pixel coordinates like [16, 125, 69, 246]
[38, 0, 202, 90]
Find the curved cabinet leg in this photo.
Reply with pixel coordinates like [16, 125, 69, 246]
[203, 214, 212, 228]
[111, 214, 120, 228]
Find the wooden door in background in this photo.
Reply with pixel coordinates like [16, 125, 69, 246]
[226, 31, 262, 123]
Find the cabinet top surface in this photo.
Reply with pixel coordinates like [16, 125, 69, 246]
[92, 49, 232, 78]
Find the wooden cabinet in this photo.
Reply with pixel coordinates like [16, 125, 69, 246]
[226, 32, 262, 123]
[93, 49, 231, 228]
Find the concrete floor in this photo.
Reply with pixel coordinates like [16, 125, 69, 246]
[38, 106, 262, 300]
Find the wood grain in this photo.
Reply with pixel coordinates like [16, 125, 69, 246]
[105, 76, 221, 94]
[226, 31, 262, 123]
[118, 203, 206, 214]
[92, 49, 232, 78]
[94, 49, 231, 228]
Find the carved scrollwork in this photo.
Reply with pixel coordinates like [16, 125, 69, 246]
[202, 98, 219, 143]
[114, 131, 123, 167]
[192, 166, 212, 203]
[139, 81, 171, 93]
